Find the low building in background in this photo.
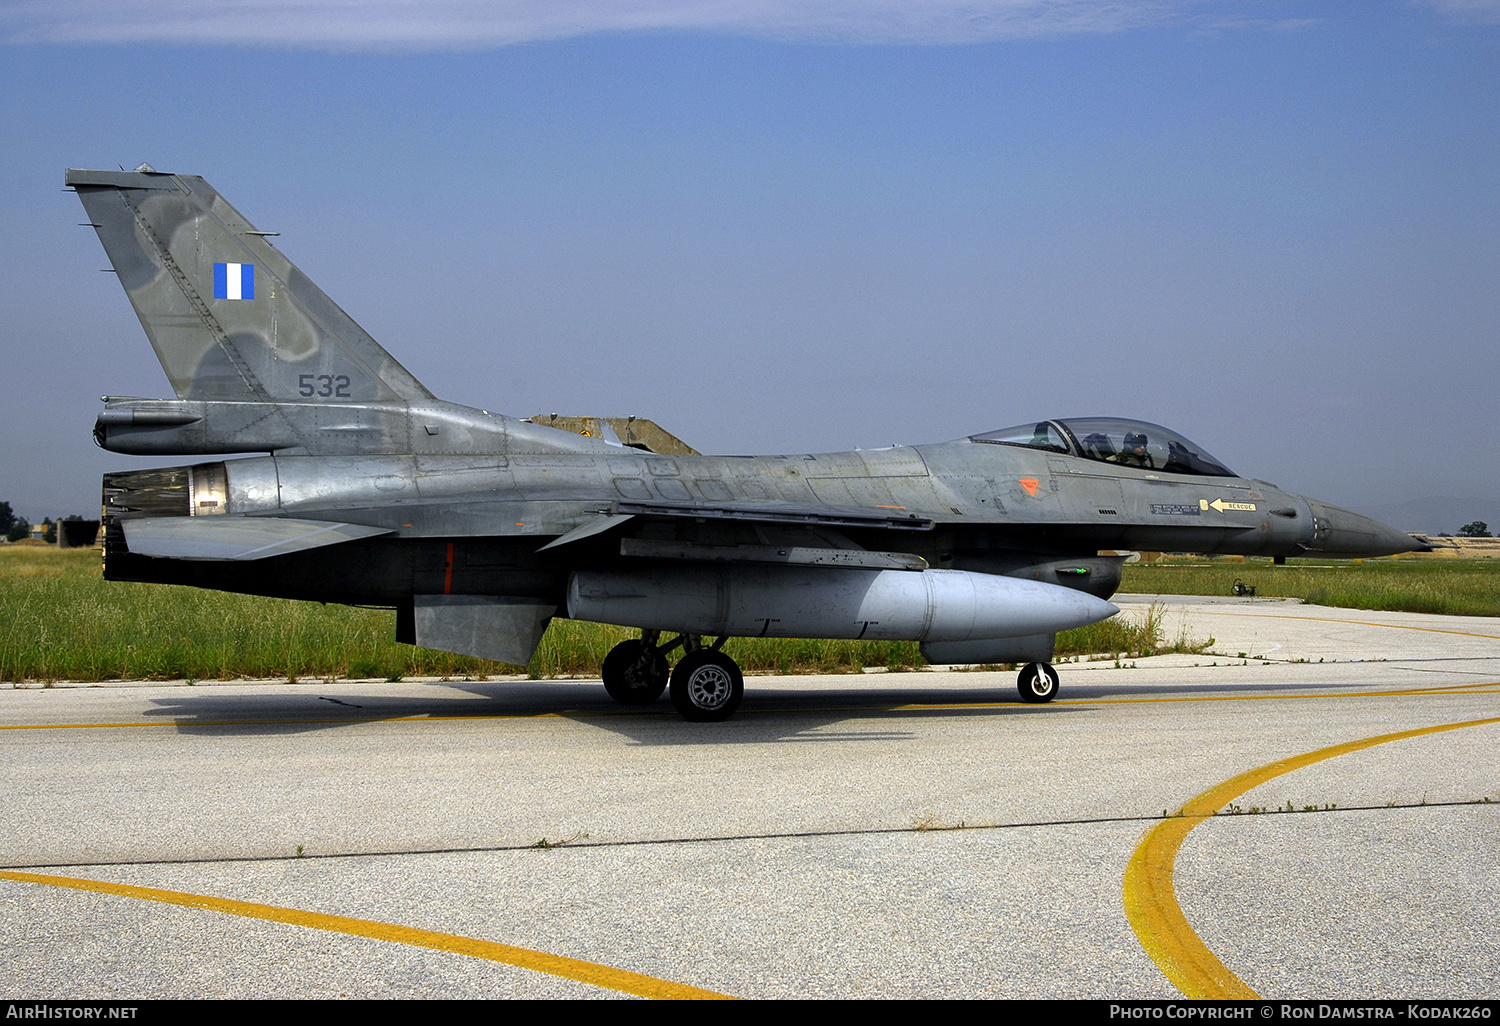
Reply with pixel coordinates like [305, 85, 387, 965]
[57, 520, 103, 548]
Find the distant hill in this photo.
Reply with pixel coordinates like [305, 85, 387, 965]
[1353, 496, 1500, 536]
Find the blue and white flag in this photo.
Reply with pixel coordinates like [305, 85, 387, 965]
[213, 262, 255, 300]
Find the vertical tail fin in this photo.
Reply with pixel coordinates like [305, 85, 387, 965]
[68, 168, 433, 403]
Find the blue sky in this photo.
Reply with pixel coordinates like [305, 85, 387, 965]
[2, 1, 1498, 521]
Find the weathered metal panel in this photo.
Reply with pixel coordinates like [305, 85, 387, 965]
[412, 595, 555, 666]
[122, 516, 391, 560]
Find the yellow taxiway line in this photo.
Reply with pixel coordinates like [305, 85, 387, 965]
[886, 680, 1500, 713]
[1123, 714, 1500, 999]
[1199, 609, 1500, 641]
[6, 692, 1499, 997]
[3, 679, 1497, 731]
[0, 870, 732, 1000]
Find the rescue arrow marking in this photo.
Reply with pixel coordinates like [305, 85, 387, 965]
[1199, 498, 1257, 513]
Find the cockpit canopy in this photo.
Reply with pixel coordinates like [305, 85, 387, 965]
[971, 418, 1236, 478]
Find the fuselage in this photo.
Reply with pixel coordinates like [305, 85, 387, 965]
[99, 401, 1417, 611]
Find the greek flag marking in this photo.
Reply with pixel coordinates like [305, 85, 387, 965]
[213, 262, 255, 300]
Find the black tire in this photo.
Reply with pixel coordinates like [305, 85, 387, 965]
[1017, 661, 1059, 703]
[669, 650, 744, 722]
[601, 640, 668, 705]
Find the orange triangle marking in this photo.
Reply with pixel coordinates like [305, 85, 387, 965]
[1019, 477, 1039, 496]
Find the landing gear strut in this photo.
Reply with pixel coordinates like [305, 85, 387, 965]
[601, 631, 743, 720]
[601, 636, 668, 705]
[1017, 661, 1059, 703]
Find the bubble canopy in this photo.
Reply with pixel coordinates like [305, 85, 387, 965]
[971, 418, 1236, 478]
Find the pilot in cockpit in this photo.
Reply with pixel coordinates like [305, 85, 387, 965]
[1110, 431, 1153, 468]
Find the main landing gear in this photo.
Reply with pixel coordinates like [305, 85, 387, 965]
[600, 639, 668, 705]
[600, 631, 744, 722]
[1017, 661, 1060, 703]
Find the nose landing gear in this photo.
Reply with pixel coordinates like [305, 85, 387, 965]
[1017, 661, 1059, 703]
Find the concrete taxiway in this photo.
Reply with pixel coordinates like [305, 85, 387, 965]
[2, 597, 1497, 999]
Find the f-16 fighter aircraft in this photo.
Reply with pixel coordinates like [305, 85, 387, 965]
[69, 167, 1423, 721]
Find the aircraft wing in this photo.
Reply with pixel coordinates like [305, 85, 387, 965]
[537, 500, 935, 569]
[121, 516, 393, 561]
[537, 500, 934, 553]
[612, 500, 935, 531]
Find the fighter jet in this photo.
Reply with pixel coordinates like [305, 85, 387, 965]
[69, 168, 1423, 721]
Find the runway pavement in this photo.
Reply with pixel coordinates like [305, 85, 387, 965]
[3, 596, 1497, 1000]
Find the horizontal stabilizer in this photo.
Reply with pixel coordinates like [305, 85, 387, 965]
[122, 516, 392, 560]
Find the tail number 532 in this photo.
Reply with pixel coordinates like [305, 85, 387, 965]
[298, 374, 351, 398]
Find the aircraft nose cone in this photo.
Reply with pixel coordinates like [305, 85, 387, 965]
[1305, 499, 1427, 557]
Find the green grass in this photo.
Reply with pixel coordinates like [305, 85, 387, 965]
[1122, 555, 1500, 617]
[0, 546, 495, 683]
[14, 546, 1487, 683]
[1, 546, 1182, 683]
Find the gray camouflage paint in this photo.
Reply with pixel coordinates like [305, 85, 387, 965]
[70, 168, 1422, 670]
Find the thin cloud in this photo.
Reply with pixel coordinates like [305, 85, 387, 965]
[1, 0, 1200, 50]
[1185, 15, 1321, 38]
[1419, 0, 1500, 23]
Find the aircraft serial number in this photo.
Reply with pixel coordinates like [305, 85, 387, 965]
[299, 373, 351, 398]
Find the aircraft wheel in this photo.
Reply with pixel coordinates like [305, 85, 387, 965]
[1017, 661, 1059, 703]
[670, 650, 744, 722]
[601, 640, 668, 705]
